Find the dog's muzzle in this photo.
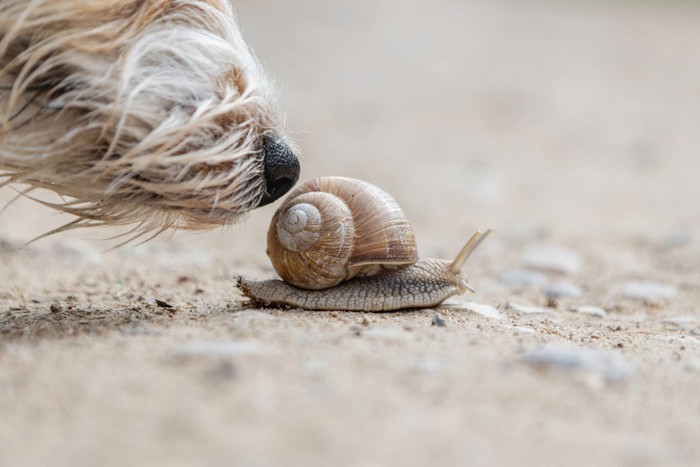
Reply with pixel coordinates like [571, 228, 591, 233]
[258, 134, 300, 206]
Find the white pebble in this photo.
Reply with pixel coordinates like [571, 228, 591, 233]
[499, 269, 548, 288]
[463, 302, 504, 320]
[543, 282, 583, 299]
[507, 302, 552, 314]
[521, 244, 582, 275]
[573, 306, 608, 318]
[620, 281, 677, 301]
[521, 345, 635, 382]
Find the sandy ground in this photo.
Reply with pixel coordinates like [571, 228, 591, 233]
[1, 0, 700, 466]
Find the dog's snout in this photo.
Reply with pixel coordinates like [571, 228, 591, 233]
[258, 134, 300, 206]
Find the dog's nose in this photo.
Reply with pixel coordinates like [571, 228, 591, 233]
[258, 134, 300, 206]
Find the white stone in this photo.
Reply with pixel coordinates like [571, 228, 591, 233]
[463, 302, 504, 320]
[499, 269, 548, 288]
[521, 244, 583, 275]
[620, 281, 677, 301]
[543, 282, 583, 298]
[520, 345, 635, 382]
[573, 306, 608, 318]
[506, 302, 552, 314]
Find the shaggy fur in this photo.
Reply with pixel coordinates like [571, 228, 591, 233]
[0, 0, 292, 237]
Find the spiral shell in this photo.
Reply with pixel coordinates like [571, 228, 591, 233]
[267, 177, 418, 290]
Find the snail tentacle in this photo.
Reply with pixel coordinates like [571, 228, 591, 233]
[448, 229, 492, 274]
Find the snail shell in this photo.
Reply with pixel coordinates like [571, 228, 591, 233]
[266, 177, 418, 290]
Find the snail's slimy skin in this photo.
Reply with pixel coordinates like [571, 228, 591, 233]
[237, 258, 471, 312]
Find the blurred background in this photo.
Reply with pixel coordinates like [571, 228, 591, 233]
[238, 0, 700, 243]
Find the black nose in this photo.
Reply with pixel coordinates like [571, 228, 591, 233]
[258, 134, 300, 206]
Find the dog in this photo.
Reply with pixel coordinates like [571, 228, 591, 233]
[0, 0, 300, 239]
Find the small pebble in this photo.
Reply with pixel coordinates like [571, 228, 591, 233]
[620, 281, 677, 302]
[521, 244, 582, 275]
[573, 306, 608, 318]
[464, 302, 503, 320]
[499, 269, 548, 288]
[542, 282, 583, 299]
[507, 302, 551, 314]
[521, 345, 635, 383]
[432, 313, 446, 327]
[155, 299, 174, 308]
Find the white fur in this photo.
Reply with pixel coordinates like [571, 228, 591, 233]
[0, 0, 289, 237]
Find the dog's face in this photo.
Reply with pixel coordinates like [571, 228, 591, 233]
[0, 0, 299, 235]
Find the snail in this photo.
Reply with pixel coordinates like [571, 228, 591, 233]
[236, 176, 491, 312]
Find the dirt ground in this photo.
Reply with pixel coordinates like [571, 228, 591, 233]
[1, 0, 700, 466]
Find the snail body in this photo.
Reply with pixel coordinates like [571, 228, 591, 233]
[237, 176, 490, 312]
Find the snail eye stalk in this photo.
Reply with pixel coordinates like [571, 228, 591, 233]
[448, 229, 492, 275]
